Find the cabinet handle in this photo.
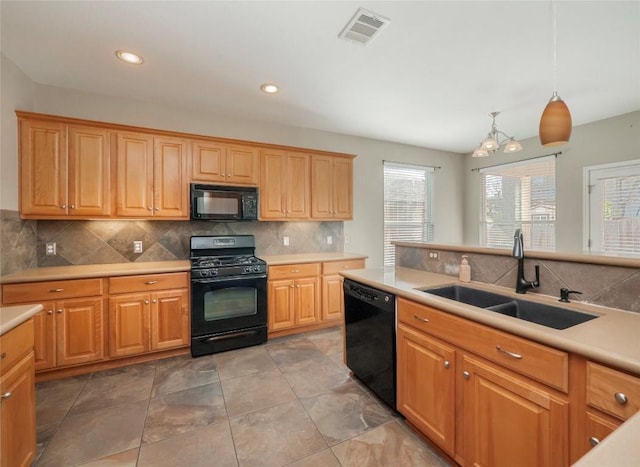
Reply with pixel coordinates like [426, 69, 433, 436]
[49, 288, 64, 293]
[614, 392, 628, 405]
[47, 310, 53, 315]
[61, 204, 66, 209]
[1, 392, 12, 400]
[70, 205, 75, 209]
[444, 361, 450, 369]
[145, 280, 158, 285]
[463, 371, 470, 379]
[291, 269, 299, 273]
[145, 300, 150, 304]
[496, 345, 522, 359]
[152, 299, 157, 303]
[589, 437, 600, 447]
[148, 207, 153, 211]
[413, 314, 429, 323]
[154, 207, 160, 211]
[290, 285, 295, 288]
[296, 285, 300, 288]
[56, 309, 63, 314]
[0, 352, 6, 360]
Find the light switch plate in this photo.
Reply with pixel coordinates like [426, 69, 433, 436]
[283, 237, 289, 246]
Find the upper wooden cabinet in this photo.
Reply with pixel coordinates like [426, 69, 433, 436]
[260, 149, 310, 220]
[191, 140, 258, 186]
[116, 132, 188, 218]
[19, 119, 111, 218]
[311, 155, 353, 220]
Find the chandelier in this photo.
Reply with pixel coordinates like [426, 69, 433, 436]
[472, 111, 523, 158]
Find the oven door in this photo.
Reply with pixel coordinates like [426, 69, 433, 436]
[191, 274, 267, 336]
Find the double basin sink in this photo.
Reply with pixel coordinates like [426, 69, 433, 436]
[422, 285, 598, 330]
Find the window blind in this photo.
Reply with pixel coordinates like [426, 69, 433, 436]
[383, 161, 434, 267]
[479, 156, 556, 250]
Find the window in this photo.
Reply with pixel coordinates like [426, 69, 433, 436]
[479, 156, 556, 250]
[383, 161, 434, 267]
[586, 160, 640, 254]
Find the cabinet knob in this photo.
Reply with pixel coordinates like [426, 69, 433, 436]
[61, 204, 66, 209]
[589, 437, 600, 447]
[1, 392, 12, 400]
[70, 205, 76, 209]
[145, 300, 150, 304]
[148, 207, 153, 211]
[463, 371, 470, 380]
[290, 285, 295, 288]
[47, 310, 53, 315]
[444, 361, 450, 369]
[56, 309, 63, 314]
[152, 299, 157, 303]
[614, 392, 628, 405]
[154, 207, 160, 211]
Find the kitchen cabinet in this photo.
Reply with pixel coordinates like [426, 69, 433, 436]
[267, 263, 320, 332]
[19, 118, 111, 218]
[396, 297, 570, 465]
[108, 273, 189, 358]
[116, 132, 188, 218]
[0, 319, 36, 467]
[259, 149, 310, 220]
[1, 279, 105, 371]
[321, 259, 365, 322]
[311, 155, 353, 220]
[191, 140, 258, 185]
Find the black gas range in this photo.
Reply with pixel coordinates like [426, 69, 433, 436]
[190, 235, 268, 357]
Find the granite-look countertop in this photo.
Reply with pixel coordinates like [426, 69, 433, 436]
[0, 260, 191, 284]
[0, 304, 43, 335]
[342, 267, 640, 374]
[261, 252, 368, 265]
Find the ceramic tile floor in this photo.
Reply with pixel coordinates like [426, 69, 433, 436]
[34, 326, 453, 467]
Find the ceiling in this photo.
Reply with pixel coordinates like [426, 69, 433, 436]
[2, 1, 639, 154]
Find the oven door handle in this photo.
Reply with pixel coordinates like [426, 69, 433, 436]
[191, 274, 267, 284]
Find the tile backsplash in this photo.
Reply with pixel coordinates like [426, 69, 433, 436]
[396, 245, 640, 313]
[0, 210, 343, 275]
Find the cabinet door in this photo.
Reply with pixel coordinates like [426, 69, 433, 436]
[321, 274, 344, 322]
[332, 157, 353, 219]
[584, 410, 621, 453]
[191, 140, 226, 182]
[150, 289, 189, 351]
[260, 149, 287, 219]
[0, 353, 36, 467]
[108, 293, 150, 358]
[462, 355, 569, 467]
[286, 152, 310, 219]
[67, 126, 111, 216]
[268, 279, 296, 331]
[116, 132, 154, 216]
[311, 155, 333, 219]
[33, 305, 56, 371]
[397, 323, 456, 456]
[56, 297, 104, 366]
[295, 277, 319, 326]
[19, 119, 67, 216]
[154, 137, 189, 218]
[226, 145, 258, 185]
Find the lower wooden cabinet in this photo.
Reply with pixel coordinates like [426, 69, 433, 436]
[268, 265, 320, 333]
[0, 319, 36, 467]
[321, 259, 365, 323]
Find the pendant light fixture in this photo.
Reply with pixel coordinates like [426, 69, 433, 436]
[472, 112, 523, 158]
[539, 1, 572, 146]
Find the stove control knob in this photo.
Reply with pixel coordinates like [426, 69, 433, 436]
[201, 270, 209, 277]
[254, 266, 261, 272]
[212, 269, 218, 276]
[245, 266, 252, 273]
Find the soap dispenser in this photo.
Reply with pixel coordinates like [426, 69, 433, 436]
[459, 255, 471, 283]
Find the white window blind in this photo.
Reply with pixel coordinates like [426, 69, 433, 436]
[587, 160, 640, 254]
[383, 161, 434, 267]
[480, 156, 556, 250]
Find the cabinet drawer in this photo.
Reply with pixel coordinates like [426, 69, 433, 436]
[0, 318, 34, 376]
[322, 259, 365, 275]
[268, 263, 320, 280]
[109, 272, 189, 294]
[587, 362, 640, 420]
[2, 278, 104, 304]
[398, 298, 569, 392]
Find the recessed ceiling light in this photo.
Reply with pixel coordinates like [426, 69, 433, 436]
[115, 50, 144, 65]
[260, 83, 279, 94]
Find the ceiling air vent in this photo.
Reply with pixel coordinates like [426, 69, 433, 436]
[339, 8, 390, 46]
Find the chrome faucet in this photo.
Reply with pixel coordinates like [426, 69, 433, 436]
[513, 229, 540, 294]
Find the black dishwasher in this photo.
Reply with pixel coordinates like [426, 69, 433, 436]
[343, 278, 396, 409]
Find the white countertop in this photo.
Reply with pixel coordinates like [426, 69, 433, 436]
[0, 304, 43, 335]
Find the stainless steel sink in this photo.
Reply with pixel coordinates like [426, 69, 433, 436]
[422, 285, 598, 330]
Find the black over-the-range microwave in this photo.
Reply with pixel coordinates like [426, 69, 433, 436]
[190, 184, 259, 221]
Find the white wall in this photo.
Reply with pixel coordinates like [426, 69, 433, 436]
[0, 56, 464, 268]
[463, 110, 640, 252]
[1, 54, 35, 210]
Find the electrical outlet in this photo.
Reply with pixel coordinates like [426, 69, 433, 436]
[45, 242, 57, 256]
[133, 241, 143, 253]
[427, 250, 439, 261]
[327, 235, 333, 245]
[283, 237, 289, 247]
